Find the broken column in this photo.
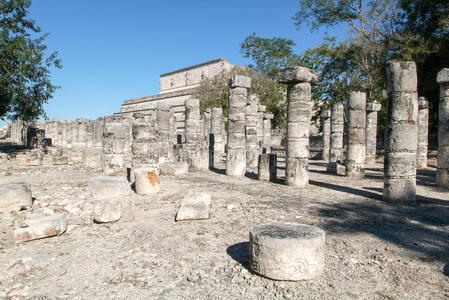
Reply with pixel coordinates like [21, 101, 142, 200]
[227, 75, 251, 177]
[365, 101, 382, 164]
[249, 222, 325, 281]
[417, 96, 429, 169]
[279, 66, 318, 187]
[246, 94, 260, 170]
[102, 115, 130, 175]
[384, 61, 418, 203]
[262, 113, 273, 153]
[185, 98, 201, 143]
[157, 102, 172, 161]
[184, 98, 208, 170]
[321, 109, 331, 161]
[346, 92, 366, 178]
[437, 68, 449, 188]
[327, 103, 344, 173]
[210, 107, 225, 168]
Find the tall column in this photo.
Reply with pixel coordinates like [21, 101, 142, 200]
[279, 66, 318, 187]
[384, 61, 418, 203]
[226, 75, 251, 177]
[346, 92, 366, 178]
[321, 109, 331, 161]
[246, 94, 260, 170]
[211, 107, 225, 167]
[365, 101, 382, 164]
[185, 98, 201, 143]
[436, 68, 449, 188]
[203, 108, 211, 145]
[327, 103, 344, 173]
[417, 96, 429, 169]
[94, 118, 104, 148]
[257, 105, 266, 152]
[262, 113, 274, 153]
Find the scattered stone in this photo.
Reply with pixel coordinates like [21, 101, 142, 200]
[249, 222, 325, 281]
[176, 192, 212, 221]
[160, 161, 189, 176]
[52, 156, 69, 165]
[89, 176, 131, 200]
[14, 214, 67, 243]
[0, 152, 9, 164]
[0, 183, 32, 213]
[134, 167, 160, 195]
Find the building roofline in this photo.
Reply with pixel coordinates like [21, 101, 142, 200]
[159, 58, 229, 77]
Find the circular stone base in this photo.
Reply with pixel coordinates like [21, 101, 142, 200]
[249, 222, 325, 281]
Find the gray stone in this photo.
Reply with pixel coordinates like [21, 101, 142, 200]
[175, 192, 211, 221]
[278, 66, 319, 84]
[437, 68, 449, 84]
[327, 103, 344, 172]
[229, 75, 251, 89]
[0, 183, 32, 213]
[366, 101, 381, 164]
[417, 96, 429, 169]
[249, 222, 325, 281]
[14, 214, 67, 243]
[346, 92, 366, 178]
[437, 67, 449, 188]
[89, 176, 131, 200]
[321, 109, 331, 161]
[160, 161, 189, 176]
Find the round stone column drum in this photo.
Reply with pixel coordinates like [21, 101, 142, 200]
[249, 222, 325, 281]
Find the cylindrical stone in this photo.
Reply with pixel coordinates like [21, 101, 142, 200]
[384, 61, 418, 203]
[262, 113, 273, 153]
[246, 94, 260, 170]
[249, 222, 325, 281]
[185, 98, 201, 144]
[437, 68, 449, 188]
[417, 96, 429, 169]
[321, 109, 331, 161]
[226, 76, 250, 177]
[134, 167, 160, 195]
[365, 101, 382, 164]
[346, 92, 366, 178]
[327, 103, 344, 172]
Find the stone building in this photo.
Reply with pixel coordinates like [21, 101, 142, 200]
[119, 58, 236, 141]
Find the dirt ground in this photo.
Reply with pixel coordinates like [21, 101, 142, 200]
[0, 141, 448, 299]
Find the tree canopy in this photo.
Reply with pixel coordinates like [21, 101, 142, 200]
[0, 0, 61, 122]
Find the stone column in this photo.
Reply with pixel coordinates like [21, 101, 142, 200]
[71, 120, 79, 145]
[257, 105, 266, 152]
[102, 115, 130, 175]
[384, 61, 418, 203]
[185, 98, 201, 143]
[226, 75, 251, 177]
[203, 108, 211, 145]
[86, 120, 95, 148]
[365, 101, 382, 164]
[327, 103, 344, 173]
[346, 92, 366, 178]
[157, 102, 172, 161]
[437, 68, 449, 188]
[321, 109, 331, 161]
[211, 107, 225, 168]
[246, 94, 260, 170]
[417, 96, 429, 169]
[262, 113, 274, 153]
[279, 66, 318, 187]
[94, 118, 104, 148]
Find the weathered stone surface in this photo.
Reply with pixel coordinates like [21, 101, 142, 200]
[160, 161, 188, 176]
[321, 109, 331, 161]
[83, 147, 103, 168]
[14, 214, 67, 243]
[366, 101, 381, 164]
[278, 66, 318, 84]
[327, 103, 344, 172]
[384, 61, 418, 202]
[417, 96, 429, 169]
[436, 68, 449, 84]
[89, 176, 131, 200]
[93, 199, 120, 223]
[0, 183, 32, 213]
[175, 192, 211, 221]
[249, 222, 325, 281]
[0, 153, 9, 164]
[229, 75, 251, 89]
[346, 92, 366, 178]
[16, 153, 42, 166]
[134, 167, 160, 195]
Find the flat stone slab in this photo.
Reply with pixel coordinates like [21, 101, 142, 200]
[229, 75, 251, 89]
[89, 176, 131, 200]
[278, 66, 318, 84]
[93, 198, 135, 223]
[176, 192, 211, 221]
[0, 183, 32, 213]
[249, 222, 325, 281]
[160, 161, 189, 176]
[14, 214, 67, 243]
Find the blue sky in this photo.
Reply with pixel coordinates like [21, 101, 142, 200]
[26, 0, 346, 122]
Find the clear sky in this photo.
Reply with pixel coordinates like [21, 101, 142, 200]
[27, 0, 346, 122]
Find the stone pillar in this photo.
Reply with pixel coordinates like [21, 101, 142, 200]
[246, 94, 260, 170]
[257, 105, 266, 152]
[203, 108, 211, 145]
[365, 101, 382, 164]
[102, 115, 130, 175]
[86, 120, 95, 148]
[384, 61, 418, 203]
[437, 68, 449, 188]
[157, 102, 172, 161]
[226, 75, 251, 177]
[94, 118, 104, 148]
[346, 92, 366, 178]
[321, 109, 331, 161]
[210, 107, 225, 168]
[71, 120, 79, 145]
[279, 66, 318, 187]
[185, 98, 201, 143]
[417, 96, 429, 169]
[262, 113, 274, 153]
[327, 103, 344, 173]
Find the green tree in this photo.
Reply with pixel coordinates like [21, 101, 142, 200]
[195, 66, 286, 128]
[0, 0, 61, 122]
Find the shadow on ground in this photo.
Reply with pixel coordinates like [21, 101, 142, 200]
[227, 242, 255, 273]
